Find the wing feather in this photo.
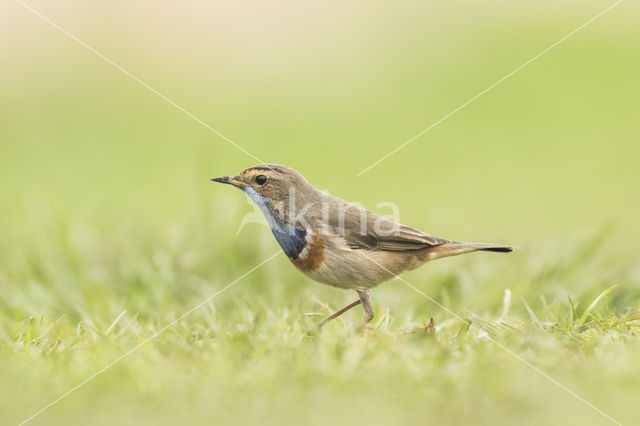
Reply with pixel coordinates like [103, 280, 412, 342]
[327, 199, 448, 251]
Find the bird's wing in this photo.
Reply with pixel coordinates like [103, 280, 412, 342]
[345, 223, 448, 251]
[328, 200, 448, 251]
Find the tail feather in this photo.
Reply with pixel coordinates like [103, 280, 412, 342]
[425, 242, 515, 260]
[472, 243, 515, 253]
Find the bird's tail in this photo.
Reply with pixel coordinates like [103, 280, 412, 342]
[426, 241, 515, 260]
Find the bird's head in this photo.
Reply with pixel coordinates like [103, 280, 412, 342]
[213, 164, 319, 256]
[211, 164, 314, 209]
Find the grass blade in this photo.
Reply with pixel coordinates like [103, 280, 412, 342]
[521, 297, 544, 331]
[579, 285, 617, 325]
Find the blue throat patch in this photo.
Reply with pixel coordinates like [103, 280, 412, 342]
[271, 227, 307, 259]
[239, 186, 307, 259]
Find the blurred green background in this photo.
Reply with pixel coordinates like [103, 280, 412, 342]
[1, 1, 639, 425]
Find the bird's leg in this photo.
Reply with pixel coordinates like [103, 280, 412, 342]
[357, 289, 375, 325]
[317, 299, 361, 329]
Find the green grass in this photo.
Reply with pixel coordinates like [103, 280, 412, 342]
[2, 1, 640, 425]
[1, 216, 639, 425]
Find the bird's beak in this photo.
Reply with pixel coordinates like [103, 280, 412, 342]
[210, 176, 247, 187]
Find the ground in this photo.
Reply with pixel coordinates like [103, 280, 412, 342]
[2, 220, 639, 425]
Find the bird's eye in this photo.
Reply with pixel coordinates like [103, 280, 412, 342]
[255, 175, 268, 185]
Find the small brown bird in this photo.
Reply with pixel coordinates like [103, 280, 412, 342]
[212, 164, 513, 327]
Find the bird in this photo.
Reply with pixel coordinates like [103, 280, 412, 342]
[212, 164, 514, 328]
